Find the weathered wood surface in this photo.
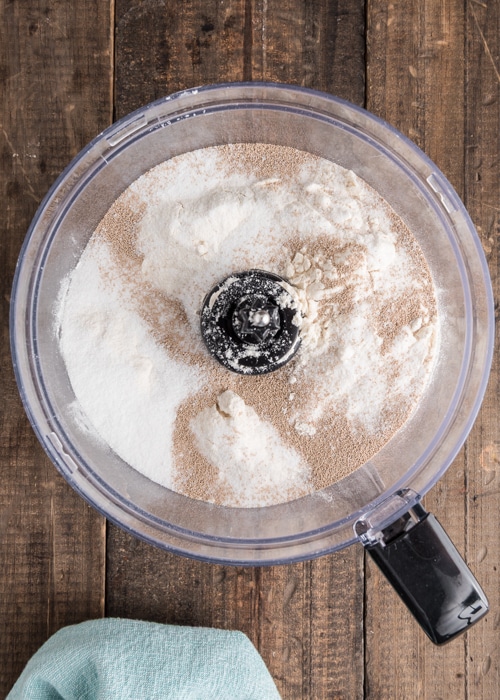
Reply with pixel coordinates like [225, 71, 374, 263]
[1, 0, 499, 697]
[463, 2, 500, 697]
[365, 1, 500, 698]
[110, 3, 366, 699]
[0, 0, 110, 692]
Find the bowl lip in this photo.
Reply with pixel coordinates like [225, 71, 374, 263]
[10, 81, 496, 564]
[11, 78, 494, 306]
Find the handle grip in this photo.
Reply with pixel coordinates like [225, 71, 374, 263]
[355, 491, 488, 645]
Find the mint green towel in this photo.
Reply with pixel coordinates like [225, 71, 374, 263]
[8, 618, 281, 699]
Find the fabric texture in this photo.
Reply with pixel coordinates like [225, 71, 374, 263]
[7, 618, 281, 699]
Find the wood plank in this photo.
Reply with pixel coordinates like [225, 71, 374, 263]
[108, 2, 366, 698]
[115, 0, 366, 113]
[106, 536, 366, 700]
[248, 0, 365, 100]
[3, 1, 498, 697]
[465, 0, 500, 695]
[0, 1, 112, 694]
[115, 0, 249, 118]
[365, 0, 498, 697]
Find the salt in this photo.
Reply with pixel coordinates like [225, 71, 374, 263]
[55, 143, 438, 507]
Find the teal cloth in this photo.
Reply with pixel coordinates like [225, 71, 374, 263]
[7, 618, 281, 699]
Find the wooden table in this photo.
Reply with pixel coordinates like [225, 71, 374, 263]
[1, 1, 499, 697]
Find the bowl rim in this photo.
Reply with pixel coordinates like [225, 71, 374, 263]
[10, 81, 495, 564]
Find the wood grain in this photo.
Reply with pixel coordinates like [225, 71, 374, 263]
[0, 1, 111, 694]
[465, 0, 500, 696]
[108, 2, 366, 698]
[246, 0, 365, 100]
[3, 0, 499, 697]
[366, 0, 500, 698]
[115, 0, 250, 117]
[365, 2, 468, 697]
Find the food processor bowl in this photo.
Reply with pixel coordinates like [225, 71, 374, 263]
[11, 83, 494, 643]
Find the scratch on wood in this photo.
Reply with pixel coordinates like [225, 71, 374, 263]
[493, 611, 500, 629]
[476, 545, 488, 563]
[1, 126, 38, 200]
[63, 103, 79, 158]
[469, 2, 500, 83]
[480, 443, 500, 471]
[213, 569, 226, 585]
[483, 470, 496, 485]
[472, 487, 500, 501]
[283, 579, 297, 607]
[469, 198, 500, 212]
[481, 654, 491, 676]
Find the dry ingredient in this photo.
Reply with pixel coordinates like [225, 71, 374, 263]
[56, 143, 438, 507]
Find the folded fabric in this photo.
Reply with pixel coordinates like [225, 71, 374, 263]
[7, 618, 282, 699]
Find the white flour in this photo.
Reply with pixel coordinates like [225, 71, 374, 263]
[190, 390, 310, 507]
[56, 143, 438, 507]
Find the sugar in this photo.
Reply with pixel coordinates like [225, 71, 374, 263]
[55, 143, 438, 507]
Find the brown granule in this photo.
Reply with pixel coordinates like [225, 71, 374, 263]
[215, 143, 315, 182]
[86, 142, 438, 506]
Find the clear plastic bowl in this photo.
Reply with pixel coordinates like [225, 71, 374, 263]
[10, 83, 494, 564]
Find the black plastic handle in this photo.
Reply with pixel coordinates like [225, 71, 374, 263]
[355, 492, 488, 644]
